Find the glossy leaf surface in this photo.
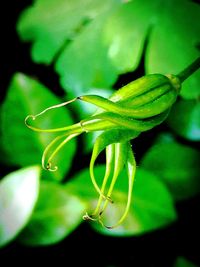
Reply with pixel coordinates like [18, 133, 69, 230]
[19, 181, 86, 245]
[1, 73, 76, 181]
[141, 139, 200, 200]
[167, 99, 200, 141]
[0, 166, 40, 247]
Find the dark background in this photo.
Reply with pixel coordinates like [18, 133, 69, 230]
[0, 1, 200, 266]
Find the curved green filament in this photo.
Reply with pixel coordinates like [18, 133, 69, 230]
[91, 144, 115, 217]
[89, 142, 114, 201]
[25, 113, 114, 134]
[42, 133, 80, 171]
[99, 144, 123, 216]
[25, 115, 83, 133]
[79, 89, 177, 119]
[100, 143, 136, 229]
[98, 142, 128, 225]
[110, 144, 136, 228]
[42, 134, 67, 171]
[25, 98, 78, 132]
[82, 212, 98, 221]
[32, 98, 77, 118]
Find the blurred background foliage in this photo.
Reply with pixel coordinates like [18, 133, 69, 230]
[0, 0, 200, 266]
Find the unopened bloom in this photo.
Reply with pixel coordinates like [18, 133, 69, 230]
[25, 57, 200, 228]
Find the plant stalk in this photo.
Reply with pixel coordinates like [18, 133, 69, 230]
[178, 56, 200, 83]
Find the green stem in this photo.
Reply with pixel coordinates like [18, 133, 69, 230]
[178, 57, 200, 83]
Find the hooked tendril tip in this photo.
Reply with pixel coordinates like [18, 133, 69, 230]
[44, 162, 58, 172]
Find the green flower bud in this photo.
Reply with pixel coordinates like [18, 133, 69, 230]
[80, 73, 181, 122]
[25, 57, 200, 229]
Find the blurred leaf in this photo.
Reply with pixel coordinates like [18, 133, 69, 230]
[55, 13, 117, 95]
[65, 166, 103, 203]
[1, 73, 76, 181]
[17, 0, 200, 98]
[0, 166, 40, 247]
[0, 107, 9, 165]
[167, 98, 200, 141]
[145, 0, 200, 99]
[65, 165, 177, 236]
[19, 180, 86, 245]
[174, 257, 198, 267]
[17, 0, 119, 95]
[141, 139, 200, 200]
[17, 0, 118, 64]
[103, 0, 151, 72]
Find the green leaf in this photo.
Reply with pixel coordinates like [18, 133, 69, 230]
[103, 0, 151, 73]
[0, 166, 40, 247]
[1, 73, 76, 181]
[174, 257, 198, 267]
[19, 180, 86, 245]
[17, 0, 119, 95]
[55, 13, 117, 95]
[17, 0, 118, 64]
[65, 166, 104, 204]
[105, 0, 200, 99]
[167, 99, 200, 141]
[141, 139, 200, 200]
[145, 0, 200, 99]
[65, 165, 177, 236]
[17, 0, 200, 98]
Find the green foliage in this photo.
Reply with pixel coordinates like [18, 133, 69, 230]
[65, 165, 177, 236]
[141, 137, 200, 200]
[17, 0, 119, 95]
[17, 0, 200, 98]
[1, 73, 76, 181]
[0, 166, 40, 247]
[167, 98, 200, 141]
[0, 0, 199, 255]
[174, 257, 198, 267]
[19, 181, 86, 245]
